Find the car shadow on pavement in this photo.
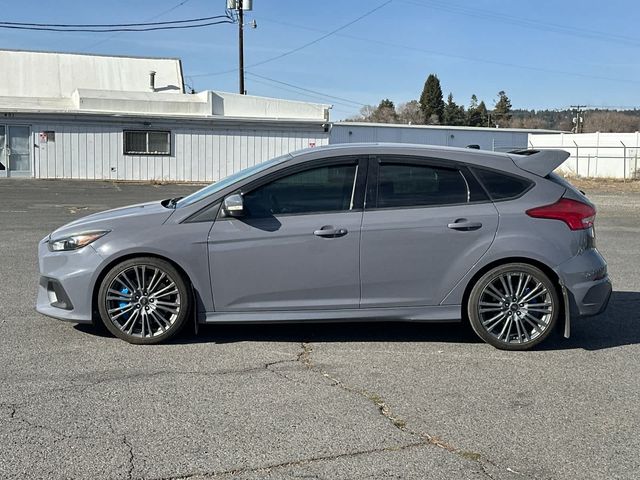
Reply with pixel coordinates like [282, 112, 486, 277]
[75, 291, 639, 351]
[538, 290, 640, 351]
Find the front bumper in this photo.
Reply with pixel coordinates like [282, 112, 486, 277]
[556, 248, 612, 318]
[36, 238, 104, 323]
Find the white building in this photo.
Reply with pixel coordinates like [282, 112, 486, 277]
[330, 122, 562, 152]
[2, 49, 575, 183]
[0, 49, 330, 180]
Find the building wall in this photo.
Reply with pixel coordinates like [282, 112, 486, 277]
[25, 119, 328, 182]
[0, 49, 184, 98]
[330, 123, 531, 151]
[529, 132, 640, 179]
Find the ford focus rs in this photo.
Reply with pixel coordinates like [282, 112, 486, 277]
[36, 144, 611, 350]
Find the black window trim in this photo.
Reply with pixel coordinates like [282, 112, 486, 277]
[216, 155, 369, 220]
[469, 166, 534, 202]
[365, 155, 491, 211]
[123, 130, 171, 156]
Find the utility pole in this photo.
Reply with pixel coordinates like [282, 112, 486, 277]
[570, 105, 586, 133]
[237, 0, 245, 95]
[228, 0, 253, 94]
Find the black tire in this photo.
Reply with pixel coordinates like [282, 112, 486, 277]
[467, 263, 559, 351]
[98, 257, 191, 344]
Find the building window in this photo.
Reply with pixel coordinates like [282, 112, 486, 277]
[124, 131, 170, 155]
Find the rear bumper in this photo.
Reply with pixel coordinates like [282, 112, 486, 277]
[555, 248, 612, 318]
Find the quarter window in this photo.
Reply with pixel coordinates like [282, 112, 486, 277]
[473, 168, 532, 200]
[376, 163, 469, 208]
[243, 163, 358, 217]
[124, 131, 170, 155]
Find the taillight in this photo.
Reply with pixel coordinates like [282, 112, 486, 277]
[526, 198, 596, 230]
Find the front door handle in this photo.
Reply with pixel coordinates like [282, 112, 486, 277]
[314, 225, 348, 238]
[447, 219, 483, 231]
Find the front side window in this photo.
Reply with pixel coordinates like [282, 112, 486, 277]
[124, 131, 170, 155]
[376, 163, 468, 208]
[243, 163, 358, 217]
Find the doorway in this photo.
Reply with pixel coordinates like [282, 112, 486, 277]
[0, 125, 31, 178]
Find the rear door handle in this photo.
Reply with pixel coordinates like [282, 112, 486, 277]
[447, 220, 483, 231]
[314, 225, 348, 238]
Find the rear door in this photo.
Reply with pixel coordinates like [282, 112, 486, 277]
[360, 155, 499, 307]
[208, 157, 367, 312]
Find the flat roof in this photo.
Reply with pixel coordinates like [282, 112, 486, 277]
[0, 47, 180, 62]
[334, 121, 564, 134]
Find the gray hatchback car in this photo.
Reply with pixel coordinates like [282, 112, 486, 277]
[36, 143, 611, 350]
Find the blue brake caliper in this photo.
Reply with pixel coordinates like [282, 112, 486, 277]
[119, 287, 131, 320]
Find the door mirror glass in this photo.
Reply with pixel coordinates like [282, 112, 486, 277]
[223, 194, 245, 217]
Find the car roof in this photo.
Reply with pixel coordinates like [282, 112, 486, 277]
[289, 142, 517, 171]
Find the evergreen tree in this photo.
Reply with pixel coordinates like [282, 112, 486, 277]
[419, 74, 445, 124]
[477, 101, 488, 127]
[371, 98, 398, 123]
[493, 90, 512, 125]
[466, 94, 483, 126]
[443, 93, 465, 126]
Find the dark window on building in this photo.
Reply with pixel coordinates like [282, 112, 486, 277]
[243, 163, 358, 217]
[473, 168, 532, 200]
[124, 131, 170, 155]
[376, 163, 469, 208]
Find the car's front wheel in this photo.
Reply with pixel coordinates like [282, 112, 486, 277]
[467, 263, 559, 350]
[98, 257, 190, 344]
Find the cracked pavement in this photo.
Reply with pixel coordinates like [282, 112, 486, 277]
[1, 179, 639, 479]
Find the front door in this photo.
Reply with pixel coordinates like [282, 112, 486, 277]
[0, 126, 31, 178]
[209, 158, 366, 312]
[360, 156, 499, 307]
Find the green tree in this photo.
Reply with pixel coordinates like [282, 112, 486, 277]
[477, 101, 488, 127]
[493, 90, 512, 125]
[372, 98, 398, 123]
[419, 74, 445, 124]
[466, 94, 485, 126]
[443, 93, 465, 126]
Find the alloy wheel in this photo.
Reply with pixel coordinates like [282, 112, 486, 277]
[104, 265, 181, 339]
[477, 271, 555, 346]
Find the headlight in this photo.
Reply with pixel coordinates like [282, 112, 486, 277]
[48, 231, 110, 252]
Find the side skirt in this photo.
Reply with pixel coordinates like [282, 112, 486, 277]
[200, 305, 461, 324]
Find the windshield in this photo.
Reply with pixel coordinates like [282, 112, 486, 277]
[176, 154, 291, 208]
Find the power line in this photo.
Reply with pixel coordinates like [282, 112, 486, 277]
[191, 0, 392, 78]
[400, 0, 640, 48]
[252, 17, 640, 88]
[246, 76, 361, 110]
[86, 0, 193, 49]
[0, 14, 230, 28]
[0, 19, 234, 33]
[246, 72, 366, 107]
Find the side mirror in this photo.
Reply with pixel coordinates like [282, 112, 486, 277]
[223, 194, 245, 217]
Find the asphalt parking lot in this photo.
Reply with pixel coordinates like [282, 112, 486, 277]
[1, 179, 639, 480]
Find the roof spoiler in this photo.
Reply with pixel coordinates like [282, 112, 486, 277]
[508, 149, 570, 177]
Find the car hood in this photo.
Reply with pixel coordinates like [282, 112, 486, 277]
[51, 201, 174, 238]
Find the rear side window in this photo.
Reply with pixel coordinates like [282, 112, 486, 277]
[473, 168, 532, 200]
[377, 163, 468, 208]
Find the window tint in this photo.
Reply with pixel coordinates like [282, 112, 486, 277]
[377, 163, 468, 208]
[243, 164, 357, 217]
[473, 168, 532, 200]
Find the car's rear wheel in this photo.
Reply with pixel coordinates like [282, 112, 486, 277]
[467, 263, 559, 350]
[98, 257, 190, 344]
